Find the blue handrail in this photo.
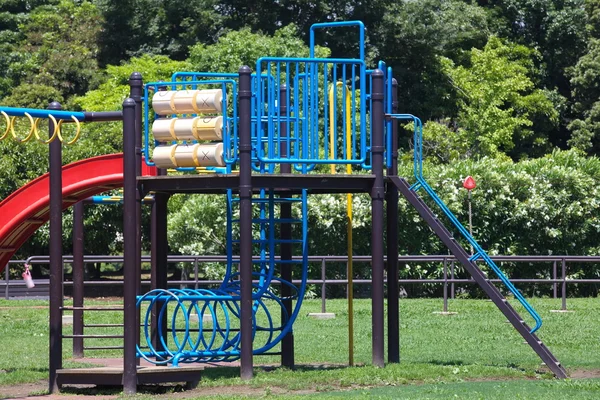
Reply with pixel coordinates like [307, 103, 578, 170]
[0, 107, 85, 121]
[388, 113, 542, 334]
[309, 21, 366, 61]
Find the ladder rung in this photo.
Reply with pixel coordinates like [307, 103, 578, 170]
[232, 239, 303, 244]
[230, 198, 303, 203]
[229, 259, 304, 264]
[232, 218, 303, 224]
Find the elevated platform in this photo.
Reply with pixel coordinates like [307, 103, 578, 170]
[56, 365, 204, 388]
[138, 173, 377, 195]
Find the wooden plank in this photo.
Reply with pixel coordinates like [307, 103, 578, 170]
[56, 365, 204, 386]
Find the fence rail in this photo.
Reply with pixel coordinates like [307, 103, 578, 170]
[4, 255, 600, 312]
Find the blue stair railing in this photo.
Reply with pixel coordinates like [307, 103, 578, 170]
[387, 113, 542, 333]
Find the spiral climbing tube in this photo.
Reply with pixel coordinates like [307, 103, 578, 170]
[137, 270, 307, 365]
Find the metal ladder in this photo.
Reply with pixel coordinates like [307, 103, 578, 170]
[389, 176, 567, 378]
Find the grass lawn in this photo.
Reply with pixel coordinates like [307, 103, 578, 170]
[0, 297, 598, 399]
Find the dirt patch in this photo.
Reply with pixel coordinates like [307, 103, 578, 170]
[0, 381, 119, 400]
[569, 369, 600, 379]
[4, 366, 600, 399]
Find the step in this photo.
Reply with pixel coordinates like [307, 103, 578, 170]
[232, 218, 303, 224]
[230, 198, 303, 203]
[232, 239, 304, 244]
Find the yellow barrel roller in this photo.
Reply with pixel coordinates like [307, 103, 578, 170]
[152, 89, 223, 115]
[152, 116, 223, 142]
[153, 143, 225, 168]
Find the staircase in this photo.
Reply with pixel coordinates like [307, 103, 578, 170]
[389, 176, 567, 378]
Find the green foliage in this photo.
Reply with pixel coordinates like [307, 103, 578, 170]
[189, 24, 330, 73]
[167, 194, 228, 279]
[1, 83, 63, 108]
[70, 54, 189, 158]
[377, 0, 490, 120]
[9, 0, 103, 98]
[430, 37, 557, 160]
[95, 0, 223, 65]
[568, 39, 600, 153]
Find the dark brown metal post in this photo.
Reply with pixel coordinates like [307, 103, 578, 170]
[48, 101, 63, 393]
[386, 78, 400, 363]
[443, 260, 448, 312]
[553, 260, 557, 299]
[322, 259, 327, 313]
[238, 66, 254, 379]
[279, 84, 294, 368]
[151, 185, 169, 355]
[451, 260, 455, 299]
[371, 69, 385, 368]
[561, 258, 567, 311]
[72, 201, 84, 358]
[122, 97, 138, 394]
[129, 73, 143, 367]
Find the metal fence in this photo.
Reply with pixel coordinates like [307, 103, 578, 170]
[3, 255, 600, 312]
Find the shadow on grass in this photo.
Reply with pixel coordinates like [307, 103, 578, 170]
[60, 384, 189, 396]
[200, 363, 349, 381]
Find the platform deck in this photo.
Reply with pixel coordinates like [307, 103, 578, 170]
[56, 365, 204, 388]
[138, 173, 377, 194]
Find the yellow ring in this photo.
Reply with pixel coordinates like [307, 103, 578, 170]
[33, 118, 43, 143]
[33, 115, 59, 144]
[59, 115, 81, 145]
[11, 113, 35, 143]
[48, 114, 60, 143]
[0, 111, 10, 140]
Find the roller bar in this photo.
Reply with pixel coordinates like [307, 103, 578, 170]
[0, 107, 123, 122]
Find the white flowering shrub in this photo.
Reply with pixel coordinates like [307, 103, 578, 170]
[166, 150, 600, 297]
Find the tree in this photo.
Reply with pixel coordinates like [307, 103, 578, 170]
[566, 1, 600, 153]
[423, 37, 557, 161]
[188, 24, 330, 73]
[477, 0, 589, 148]
[567, 39, 600, 152]
[14, 0, 103, 98]
[216, 0, 392, 60]
[376, 0, 490, 120]
[96, 0, 223, 66]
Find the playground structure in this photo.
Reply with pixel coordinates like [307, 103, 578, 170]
[0, 21, 568, 394]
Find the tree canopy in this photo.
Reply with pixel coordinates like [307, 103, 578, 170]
[1, 0, 600, 278]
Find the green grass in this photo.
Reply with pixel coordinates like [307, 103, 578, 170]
[194, 379, 600, 400]
[0, 297, 599, 398]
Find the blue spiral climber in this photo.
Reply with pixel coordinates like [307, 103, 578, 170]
[137, 189, 308, 365]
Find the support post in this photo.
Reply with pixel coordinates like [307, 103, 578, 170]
[129, 73, 143, 367]
[72, 201, 84, 358]
[48, 101, 63, 393]
[279, 84, 294, 368]
[561, 258, 567, 311]
[238, 66, 254, 379]
[553, 261, 557, 299]
[386, 78, 400, 363]
[151, 184, 169, 355]
[371, 69, 385, 368]
[122, 97, 138, 394]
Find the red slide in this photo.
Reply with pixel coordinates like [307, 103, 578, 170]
[0, 153, 156, 272]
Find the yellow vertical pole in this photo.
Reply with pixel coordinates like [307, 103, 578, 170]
[329, 82, 354, 366]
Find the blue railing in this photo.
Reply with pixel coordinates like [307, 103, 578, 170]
[255, 57, 367, 168]
[143, 78, 235, 172]
[388, 113, 543, 333]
